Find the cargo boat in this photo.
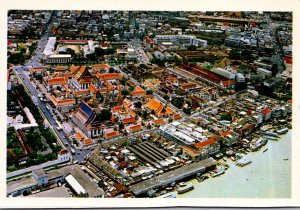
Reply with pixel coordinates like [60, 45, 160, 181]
[178, 183, 194, 194]
[236, 157, 252, 167]
[158, 192, 177, 198]
[264, 135, 278, 141]
[211, 167, 225, 177]
[277, 128, 289, 135]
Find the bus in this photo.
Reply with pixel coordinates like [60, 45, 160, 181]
[71, 148, 75, 155]
[56, 120, 63, 131]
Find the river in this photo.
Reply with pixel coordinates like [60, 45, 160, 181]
[178, 130, 291, 198]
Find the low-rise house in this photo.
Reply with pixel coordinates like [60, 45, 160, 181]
[182, 146, 200, 161]
[46, 77, 68, 91]
[193, 136, 220, 159]
[50, 96, 76, 113]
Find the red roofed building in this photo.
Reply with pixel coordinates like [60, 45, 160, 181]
[144, 99, 173, 117]
[50, 96, 75, 112]
[182, 146, 200, 160]
[57, 149, 71, 161]
[122, 117, 135, 124]
[55, 66, 67, 71]
[131, 86, 146, 97]
[58, 39, 88, 45]
[172, 113, 182, 120]
[83, 139, 93, 145]
[97, 73, 123, 81]
[144, 36, 154, 48]
[285, 57, 292, 64]
[153, 118, 166, 125]
[29, 67, 47, 75]
[104, 130, 120, 139]
[92, 64, 110, 72]
[261, 109, 272, 121]
[193, 137, 220, 158]
[238, 124, 256, 136]
[130, 124, 142, 132]
[180, 63, 235, 89]
[46, 77, 68, 90]
[112, 106, 122, 113]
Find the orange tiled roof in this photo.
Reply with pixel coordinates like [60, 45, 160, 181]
[221, 131, 233, 136]
[112, 106, 122, 113]
[92, 64, 110, 70]
[130, 124, 142, 132]
[69, 65, 80, 73]
[99, 87, 112, 93]
[154, 118, 165, 125]
[144, 36, 153, 44]
[122, 117, 135, 124]
[74, 90, 90, 95]
[143, 95, 153, 99]
[127, 80, 137, 87]
[89, 84, 97, 93]
[222, 80, 236, 86]
[76, 132, 84, 140]
[144, 99, 173, 116]
[62, 73, 73, 78]
[83, 139, 93, 145]
[105, 131, 119, 139]
[58, 149, 69, 155]
[98, 73, 123, 80]
[131, 86, 146, 96]
[47, 77, 68, 86]
[194, 138, 218, 149]
[51, 96, 75, 106]
[183, 146, 200, 155]
[172, 113, 181, 119]
[55, 66, 67, 71]
[7, 69, 10, 83]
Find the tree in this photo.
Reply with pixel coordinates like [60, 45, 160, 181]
[163, 95, 170, 100]
[119, 123, 124, 130]
[121, 89, 130, 97]
[183, 108, 191, 115]
[98, 109, 112, 121]
[221, 114, 232, 121]
[187, 45, 197, 51]
[134, 101, 142, 109]
[241, 49, 254, 63]
[229, 48, 240, 60]
[171, 97, 184, 109]
[14, 148, 23, 156]
[270, 64, 279, 77]
[146, 90, 153, 95]
[65, 48, 75, 55]
[235, 82, 247, 92]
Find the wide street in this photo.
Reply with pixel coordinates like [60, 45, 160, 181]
[12, 11, 90, 163]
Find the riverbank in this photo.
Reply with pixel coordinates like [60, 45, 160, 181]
[177, 130, 291, 198]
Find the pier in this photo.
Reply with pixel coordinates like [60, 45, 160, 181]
[129, 157, 216, 195]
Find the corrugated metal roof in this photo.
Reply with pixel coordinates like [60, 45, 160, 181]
[65, 174, 86, 195]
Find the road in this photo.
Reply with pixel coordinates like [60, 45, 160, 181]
[130, 39, 149, 64]
[11, 11, 90, 163]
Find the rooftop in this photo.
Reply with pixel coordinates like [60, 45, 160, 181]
[28, 186, 71, 197]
